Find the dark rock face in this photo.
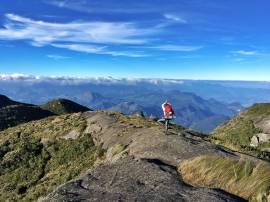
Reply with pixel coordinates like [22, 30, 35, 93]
[0, 95, 53, 131]
[44, 157, 245, 202]
[0, 94, 21, 108]
[0, 105, 54, 131]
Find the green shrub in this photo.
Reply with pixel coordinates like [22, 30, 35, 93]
[0, 114, 104, 201]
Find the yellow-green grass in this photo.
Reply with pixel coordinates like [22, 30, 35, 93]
[178, 155, 270, 201]
[102, 111, 162, 136]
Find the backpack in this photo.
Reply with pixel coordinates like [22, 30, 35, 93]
[165, 103, 174, 116]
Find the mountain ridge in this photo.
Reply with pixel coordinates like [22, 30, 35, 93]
[0, 94, 25, 108]
[212, 103, 270, 160]
[0, 95, 91, 131]
[40, 98, 91, 115]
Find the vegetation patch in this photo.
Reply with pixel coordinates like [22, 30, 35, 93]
[178, 155, 270, 202]
[0, 113, 104, 201]
[109, 144, 127, 156]
[212, 103, 270, 159]
[40, 98, 90, 115]
[106, 143, 127, 161]
[102, 111, 161, 136]
[212, 117, 262, 149]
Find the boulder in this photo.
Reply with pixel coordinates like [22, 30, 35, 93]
[250, 133, 270, 147]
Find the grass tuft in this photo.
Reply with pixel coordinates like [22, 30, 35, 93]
[178, 155, 270, 201]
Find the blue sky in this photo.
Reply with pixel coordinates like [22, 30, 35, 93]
[0, 0, 269, 80]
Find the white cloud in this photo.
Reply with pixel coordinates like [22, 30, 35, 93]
[47, 54, 70, 60]
[0, 13, 200, 57]
[150, 45, 202, 52]
[233, 50, 258, 56]
[105, 51, 149, 57]
[51, 43, 148, 57]
[0, 14, 158, 56]
[0, 13, 159, 57]
[51, 44, 106, 54]
[164, 14, 187, 24]
[234, 58, 245, 62]
[0, 73, 36, 81]
[50, 0, 68, 8]
[45, 0, 161, 14]
[0, 14, 153, 45]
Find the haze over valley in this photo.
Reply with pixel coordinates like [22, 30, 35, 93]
[3, 74, 269, 132]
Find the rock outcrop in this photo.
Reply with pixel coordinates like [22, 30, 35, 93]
[43, 111, 258, 201]
[83, 111, 233, 166]
[44, 157, 244, 202]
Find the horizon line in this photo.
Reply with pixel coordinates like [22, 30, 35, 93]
[0, 73, 269, 83]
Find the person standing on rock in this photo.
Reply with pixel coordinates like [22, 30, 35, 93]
[162, 100, 175, 118]
[158, 100, 175, 134]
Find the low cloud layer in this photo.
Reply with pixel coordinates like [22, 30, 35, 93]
[0, 73, 184, 85]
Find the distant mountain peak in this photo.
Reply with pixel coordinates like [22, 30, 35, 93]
[0, 95, 92, 131]
[0, 94, 21, 108]
[109, 101, 144, 115]
[41, 98, 91, 115]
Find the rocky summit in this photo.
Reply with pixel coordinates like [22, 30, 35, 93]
[43, 111, 270, 202]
